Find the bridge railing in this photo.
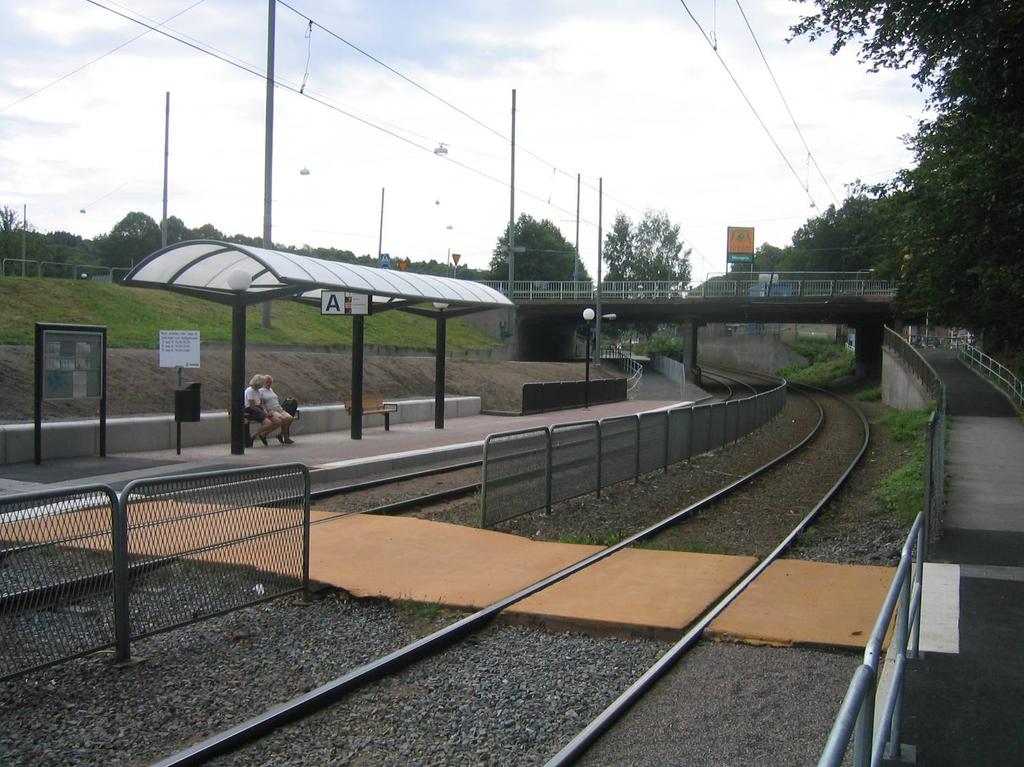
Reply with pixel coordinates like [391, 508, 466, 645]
[478, 277, 896, 301]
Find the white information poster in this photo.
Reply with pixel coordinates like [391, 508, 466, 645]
[159, 330, 201, 368]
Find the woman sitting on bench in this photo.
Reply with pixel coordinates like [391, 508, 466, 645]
[243, 374, 280, 447]
[259, 374, 295, 444]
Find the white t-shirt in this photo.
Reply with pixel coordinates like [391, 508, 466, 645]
[260, 386, 282, 411]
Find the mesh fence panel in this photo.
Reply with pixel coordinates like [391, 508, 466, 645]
[708, 403, 728, 451]
[121, 464, 309, 639]
[1, 486, 118, 681]
[668, 408, 692, 464]
[638, 412, 668, 475]
[481, 429, 550, 528]
[551, 422, 600, 504]
[738, 397, 753, 438]
[725, 401, 740, 444]
[600, 416, 639, 488]
[690, 405, 711, 456]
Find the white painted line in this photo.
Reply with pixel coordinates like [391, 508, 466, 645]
[920, 562, 960, 654]
[310, 440, 483, 472]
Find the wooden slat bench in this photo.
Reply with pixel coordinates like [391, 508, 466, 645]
[342, 396, 398, 431]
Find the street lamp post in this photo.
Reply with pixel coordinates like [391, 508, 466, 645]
[583, 307, 595, 408]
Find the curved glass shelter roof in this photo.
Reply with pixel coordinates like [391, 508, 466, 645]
[123, 240, 512, 309]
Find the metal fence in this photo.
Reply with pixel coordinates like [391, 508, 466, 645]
[480, 383, 787, 527]
[551, 422, 601, 505]
[1, 485, 120, 680]
[480, 428, 551, 528]
[477, 275, 897, 302]
[955, 341, 1024, 412]
[818, 514, 926, 767]
[1, 464, 310, 681]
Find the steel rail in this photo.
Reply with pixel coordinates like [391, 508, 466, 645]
[545, 382, 871, 765]
[309, 459, 482, 501]
[150, 380, 819, 767]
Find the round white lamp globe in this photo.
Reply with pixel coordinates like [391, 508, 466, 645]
[226, 269, 252, 292]
[582, 308, 595, 321]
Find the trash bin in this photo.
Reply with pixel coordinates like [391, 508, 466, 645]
[174, 382, 201, 422]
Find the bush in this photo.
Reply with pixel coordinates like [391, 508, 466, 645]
[777, 341, 855, 385]
[641, 335, 686, 361]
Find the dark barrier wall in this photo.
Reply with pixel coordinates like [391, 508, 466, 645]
[522, 378, 627, 414]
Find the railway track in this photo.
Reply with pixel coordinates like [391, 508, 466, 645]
[150, 374, 876, 766]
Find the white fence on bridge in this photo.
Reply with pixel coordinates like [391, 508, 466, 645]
[479, 274, 897, 302]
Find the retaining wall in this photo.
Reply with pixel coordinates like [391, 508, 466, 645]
[697, 333, 807, 374]
[881, 349, 930, 410]
[0, 396, 481, 465]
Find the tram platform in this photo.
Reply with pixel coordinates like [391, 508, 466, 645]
[0, 396, 685, 495]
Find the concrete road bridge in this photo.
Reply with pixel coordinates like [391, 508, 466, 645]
[476, 273, 901, 376]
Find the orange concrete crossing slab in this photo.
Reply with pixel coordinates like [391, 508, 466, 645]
[311, 516, 896, 649]
[708, 558, 896, 650]
[310, 513, 603, 605]
[508, 547, 756, 636]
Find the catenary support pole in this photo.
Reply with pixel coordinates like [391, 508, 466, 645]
[595, 177, 603, 364]
[574, 172, 580, 280]
[435, 314, 447, 429]
[508, 89, 516, 288]
[230, 302, 247, 455]
[261, 0, 275, 329]
[377, 187, 385, 260]
[351, 315, 364, 440]
[161, 91, 170, 249]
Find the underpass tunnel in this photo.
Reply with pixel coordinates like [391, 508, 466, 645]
[852, 321, 885, 378]
[515, 313, 579, 360]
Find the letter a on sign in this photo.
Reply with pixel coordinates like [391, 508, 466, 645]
[324, 293, 342, 313]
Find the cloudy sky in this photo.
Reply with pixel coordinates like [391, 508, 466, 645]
[0, 0, 927, 280]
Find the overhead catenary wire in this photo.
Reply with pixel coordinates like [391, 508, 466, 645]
[0, 0, 208, 114]
[81, 0, 595, 228]
[675, 0, 821, 211]
[733, 0, 841, 206]
[275, 0, 703, 255]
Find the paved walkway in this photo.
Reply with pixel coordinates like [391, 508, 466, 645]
[900, 351, 1024, 765]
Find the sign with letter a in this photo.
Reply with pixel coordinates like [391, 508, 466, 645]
[321, 291, 370, 315]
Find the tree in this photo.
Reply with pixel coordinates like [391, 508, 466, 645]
[602, 209, 690, 284]
[792, 0, 1024, 349]
[0, 205, 20, 265]
[759, 191, 903, 274]
[187, 223, 224, 240]
[603, 213, 634, 281]
[489, 214, 586, 281]
[99, 211, 162, 269]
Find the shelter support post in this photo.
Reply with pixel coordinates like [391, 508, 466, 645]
[351, 314, 364, 440]
[435, 314, 447, 429]
[230, 302, 246, 455]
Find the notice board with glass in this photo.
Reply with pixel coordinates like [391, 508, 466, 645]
[34, 323, 108, 463]
[41, 329, 105, 400]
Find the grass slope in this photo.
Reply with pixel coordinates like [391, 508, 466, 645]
[0, 278, 500, 351]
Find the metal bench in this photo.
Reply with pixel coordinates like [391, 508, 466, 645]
[342, 396, 398, 431]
